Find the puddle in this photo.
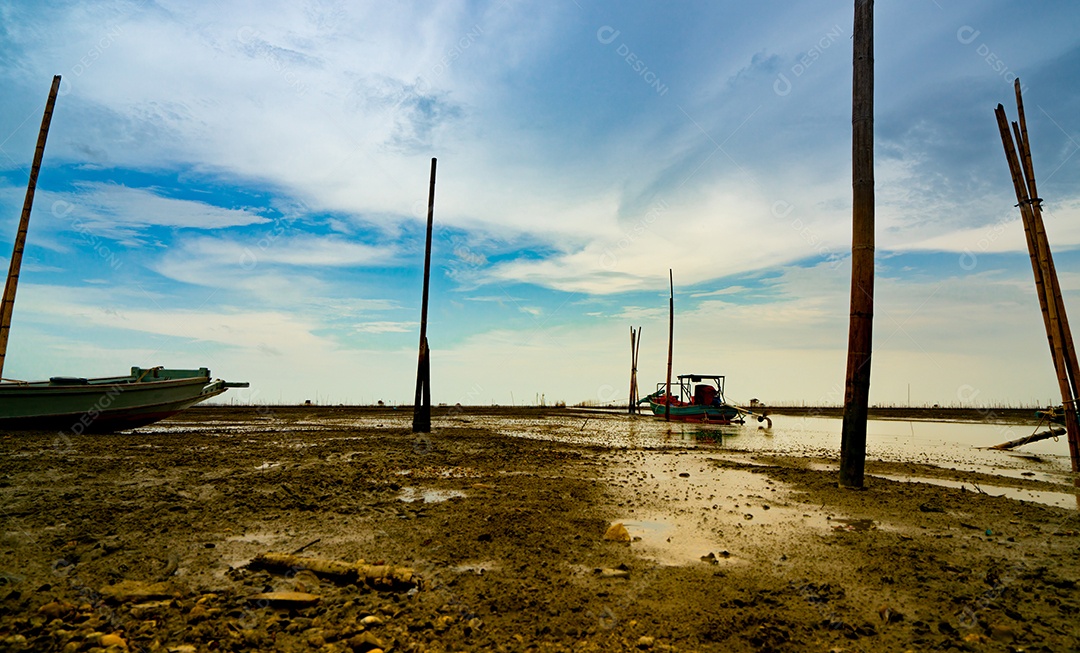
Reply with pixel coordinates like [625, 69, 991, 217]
[604, 452, 847, 565]
[452, 560, 500, 574]
[871, 474, 1079, 510]
[831, 518, 875, 532]
[397, 487, 466, 503]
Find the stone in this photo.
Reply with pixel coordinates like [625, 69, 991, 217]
[99, 633, 128, 649]
[603, 522, 631, 543]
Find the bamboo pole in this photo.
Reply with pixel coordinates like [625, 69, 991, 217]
[0, 75, 61, 379]
[995, 105, 1079, 470]
[1013, 81, 1080, 449]
[665, 271, 674, 421]
[412, 158, 437, 433]
[997, 108, 1059, 389]
[995, 85, 1080, 470]
[990, 428, 1066, 451]
[839, 0, 874, 488]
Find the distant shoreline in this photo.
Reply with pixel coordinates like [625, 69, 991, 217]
[195, 404, 1049, 425]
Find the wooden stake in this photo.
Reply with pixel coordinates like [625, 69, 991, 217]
[0, 75, 61, 378]
[412, 158, 437, 433]
[840, 0, 874, 488]
[665, 270, 674, 421]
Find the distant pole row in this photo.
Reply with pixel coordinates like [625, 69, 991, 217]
[995, 81, 1080, 472]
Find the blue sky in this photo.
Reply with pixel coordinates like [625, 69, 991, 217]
[2, 0, 1079, 407]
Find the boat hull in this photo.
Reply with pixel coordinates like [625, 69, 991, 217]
[645, 401, 744, 424]
[0, 367, 247, 433]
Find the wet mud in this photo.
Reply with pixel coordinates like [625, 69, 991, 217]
[1, 406, 1078, 652]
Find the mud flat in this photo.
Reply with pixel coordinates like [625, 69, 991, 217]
[1, 406, 1078, 652]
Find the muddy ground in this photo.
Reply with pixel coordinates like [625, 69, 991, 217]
[1, 406, 1078, 652]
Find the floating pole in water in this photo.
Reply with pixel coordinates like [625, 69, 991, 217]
[995, 82, 1080, 471]
[412, 158, 437, 433]
[665, 270, 674, 422]
[0, 75, 61, 379]
[840, 0, 874, 489]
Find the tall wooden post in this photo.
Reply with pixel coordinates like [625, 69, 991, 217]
[0, 75, 61, 379]
[665, 270, 674, 421]
[840, 0, 874, 488]
[412, 158, 437, 433]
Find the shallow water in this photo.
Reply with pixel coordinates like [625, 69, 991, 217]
[479, 411, 1074, 476]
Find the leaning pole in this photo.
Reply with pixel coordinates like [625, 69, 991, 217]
[412, 158, 437, 433]
[0, 75, 61, 379]
[840, 0, 874, 488]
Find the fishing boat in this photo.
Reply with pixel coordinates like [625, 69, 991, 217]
[639, 374, 746, 424]
[0, 76, 248, 432]
[0, 367, 247, 433]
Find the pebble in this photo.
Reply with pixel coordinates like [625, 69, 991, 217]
[347, 632, 384, 651]
[603, 522, 631, 542]
[360, 615, 383, 626]
[637, 635, 655, 649]
[99, 633, 128, 649]
[37, 601, 72, 619]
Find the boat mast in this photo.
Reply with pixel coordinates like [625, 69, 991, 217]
[0, 75, 61, 379]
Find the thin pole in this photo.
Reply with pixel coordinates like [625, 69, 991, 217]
[665, 270, 674, 421]
[412, 158, 437, 433]
[634, 326, 642, 412]
[0, 75, 61, 378]
[840, 0, 874, 489]
[628, 326, 637, 414]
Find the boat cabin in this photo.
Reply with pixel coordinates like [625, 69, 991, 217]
[654, 374, 730, 406]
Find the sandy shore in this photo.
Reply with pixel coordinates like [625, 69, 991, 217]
[1, 406, 1078, 652]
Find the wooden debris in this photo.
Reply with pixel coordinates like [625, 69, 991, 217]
[247, 591, 321, 608]
[249, 552, 418, 590]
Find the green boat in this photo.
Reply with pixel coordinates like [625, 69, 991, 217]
[0, 78, 248, 433]
[639, 374, 746, 424]
[0, 367, 248, 433]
